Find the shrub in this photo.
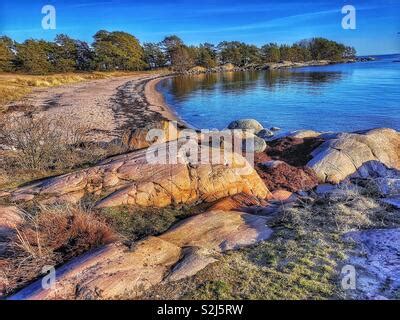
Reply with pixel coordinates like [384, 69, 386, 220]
[1, 204, 115, 296]
[0, 115, 88, 171]
[0, 114, 128, 190]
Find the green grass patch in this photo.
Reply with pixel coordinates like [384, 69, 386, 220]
[99, 204, 207, 243]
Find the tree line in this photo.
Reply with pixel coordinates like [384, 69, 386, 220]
[0, 31, 357, 74]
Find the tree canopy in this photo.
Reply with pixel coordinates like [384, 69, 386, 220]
[0, 36, 15, 72]
[93, 30, 146, 71]
[0, 31, 357, 74]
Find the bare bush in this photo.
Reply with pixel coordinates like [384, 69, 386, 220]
[0, 115, 90, 171]
[0, 115, 128, 190]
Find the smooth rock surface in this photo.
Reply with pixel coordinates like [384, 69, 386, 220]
[271, 189, 296, 202]
[287, 130, 322, 139]
[257, 128, 274, 140]
[229, 130, 267, 153]
[209, 193, 271, 215]
[308, 128, 400, 184]
[243, 134, 267, 153]
[227, 119, 263, 134]
[4, 141, 270, 208]
[10, 210, 273, 300]
[315, 184, 336, 195]
[128, 120, 180, 150]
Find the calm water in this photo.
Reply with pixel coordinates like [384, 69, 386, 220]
[158, 54, 400, 132]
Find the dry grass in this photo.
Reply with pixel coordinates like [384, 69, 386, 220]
[0, 115, 128, 190]
[0, 70, 168, 112]
[141, 187, 400, 300]
[0, 204, 115, 297]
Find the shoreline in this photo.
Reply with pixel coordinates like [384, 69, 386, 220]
[183, 59, 362, 75]
[1, 73, 187, 144]
[144, 76, 181, 124]
[1, 59, 390, 144]
[143, 75, 195, 130]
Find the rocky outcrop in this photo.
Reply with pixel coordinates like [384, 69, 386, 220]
[263, 60, 332, 70]
[209, 193, 269, 214]
[257, 128, 274, 140]
[232, 130, 267, 153]
[127, 120, 182, 150]
[10, 209, 272, 300]
[0, 206, 23, 242]
[227, 119, 264, 134]
[0, 206, 23, 234]
[356, 56, 376, 62]
[5, 141, 270, 207]
[202, 129, 267, 153]
[307, 128, 400, 184]
[286, 130, 322, 139]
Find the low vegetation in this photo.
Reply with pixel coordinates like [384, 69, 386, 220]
[100, 204, 207, 244]
[0, 201, 210, 297]
[1, 156, 399, 299]
[141, 187, 400, 300]
[0, 115, 127, 190]
[0, 205, 115, 297]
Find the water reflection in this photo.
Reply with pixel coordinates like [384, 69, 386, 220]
[158, 57, 400, 132]
[264, 70, 343, 87]
[162, 70, 344, 98]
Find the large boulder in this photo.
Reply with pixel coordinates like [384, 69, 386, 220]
[227, 119, 264, 134]
[202, 129, 267, 153]
[236, 131, 267, 153]
[10, 210, 273, 300]
[257, 128, 274, 140]
[286, 130, 322, 139]
[307, 128, 400, 184]
[5, 140, 270, 208]
[128, 120, 180, 150]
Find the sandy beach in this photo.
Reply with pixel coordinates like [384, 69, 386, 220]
[4, 73, 181, 143]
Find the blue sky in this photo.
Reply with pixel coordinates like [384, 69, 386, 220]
[1, 0, 399, 55]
